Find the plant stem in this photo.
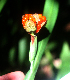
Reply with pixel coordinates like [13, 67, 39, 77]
[24, 35, 50, 80]
[29, 35, 37, 70]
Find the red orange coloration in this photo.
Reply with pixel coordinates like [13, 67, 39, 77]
[22, 13, 47, 34]
[25, 14, 29, 17]
[37, 24, 41, 29]
[29, 14, 32, 17]
[38, 18, 43, 24]
[36, 24, 41, 33]
[42, 16, 46, 22]
[38, 14, 42, 18]
[33, 18, 36, 23]
[29, 16, 33, 20]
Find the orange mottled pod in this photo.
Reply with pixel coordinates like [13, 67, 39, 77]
[22, 13, 47, 35]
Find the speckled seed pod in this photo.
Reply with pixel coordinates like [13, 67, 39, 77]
[22, 13, 47, 34]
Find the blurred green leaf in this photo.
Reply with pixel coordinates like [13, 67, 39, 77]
[9, 47, 16, 66]
[11, 23, 18, 35]
[43, 0, 59, 33]
[45, 50, 53, 62]
[0, 0, 7, 12]
[18, 37, 28, 66]
[56, 42, 70, 80]
[44, 42, 57, 62]
[46, 42, 57, 50]
[60, 42, 70, 60]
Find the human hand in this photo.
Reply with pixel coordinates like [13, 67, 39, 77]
[0, 71, 25, 80]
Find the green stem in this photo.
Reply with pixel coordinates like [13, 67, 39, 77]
[24, 35, 50, 80]
[24, 35, 37, 80]
[29, 35, 37, 63]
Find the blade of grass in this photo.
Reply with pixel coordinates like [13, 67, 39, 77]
[43, 0, 59, 33]
[0, 0, 7, 12]
[56, 42, 70, 80]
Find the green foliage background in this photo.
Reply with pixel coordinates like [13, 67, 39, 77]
[0, 0, 70, 80]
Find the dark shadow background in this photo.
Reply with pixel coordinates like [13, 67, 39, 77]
[0, 0, 70, 80]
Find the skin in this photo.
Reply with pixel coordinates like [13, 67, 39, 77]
[0, 71, 25, 80]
